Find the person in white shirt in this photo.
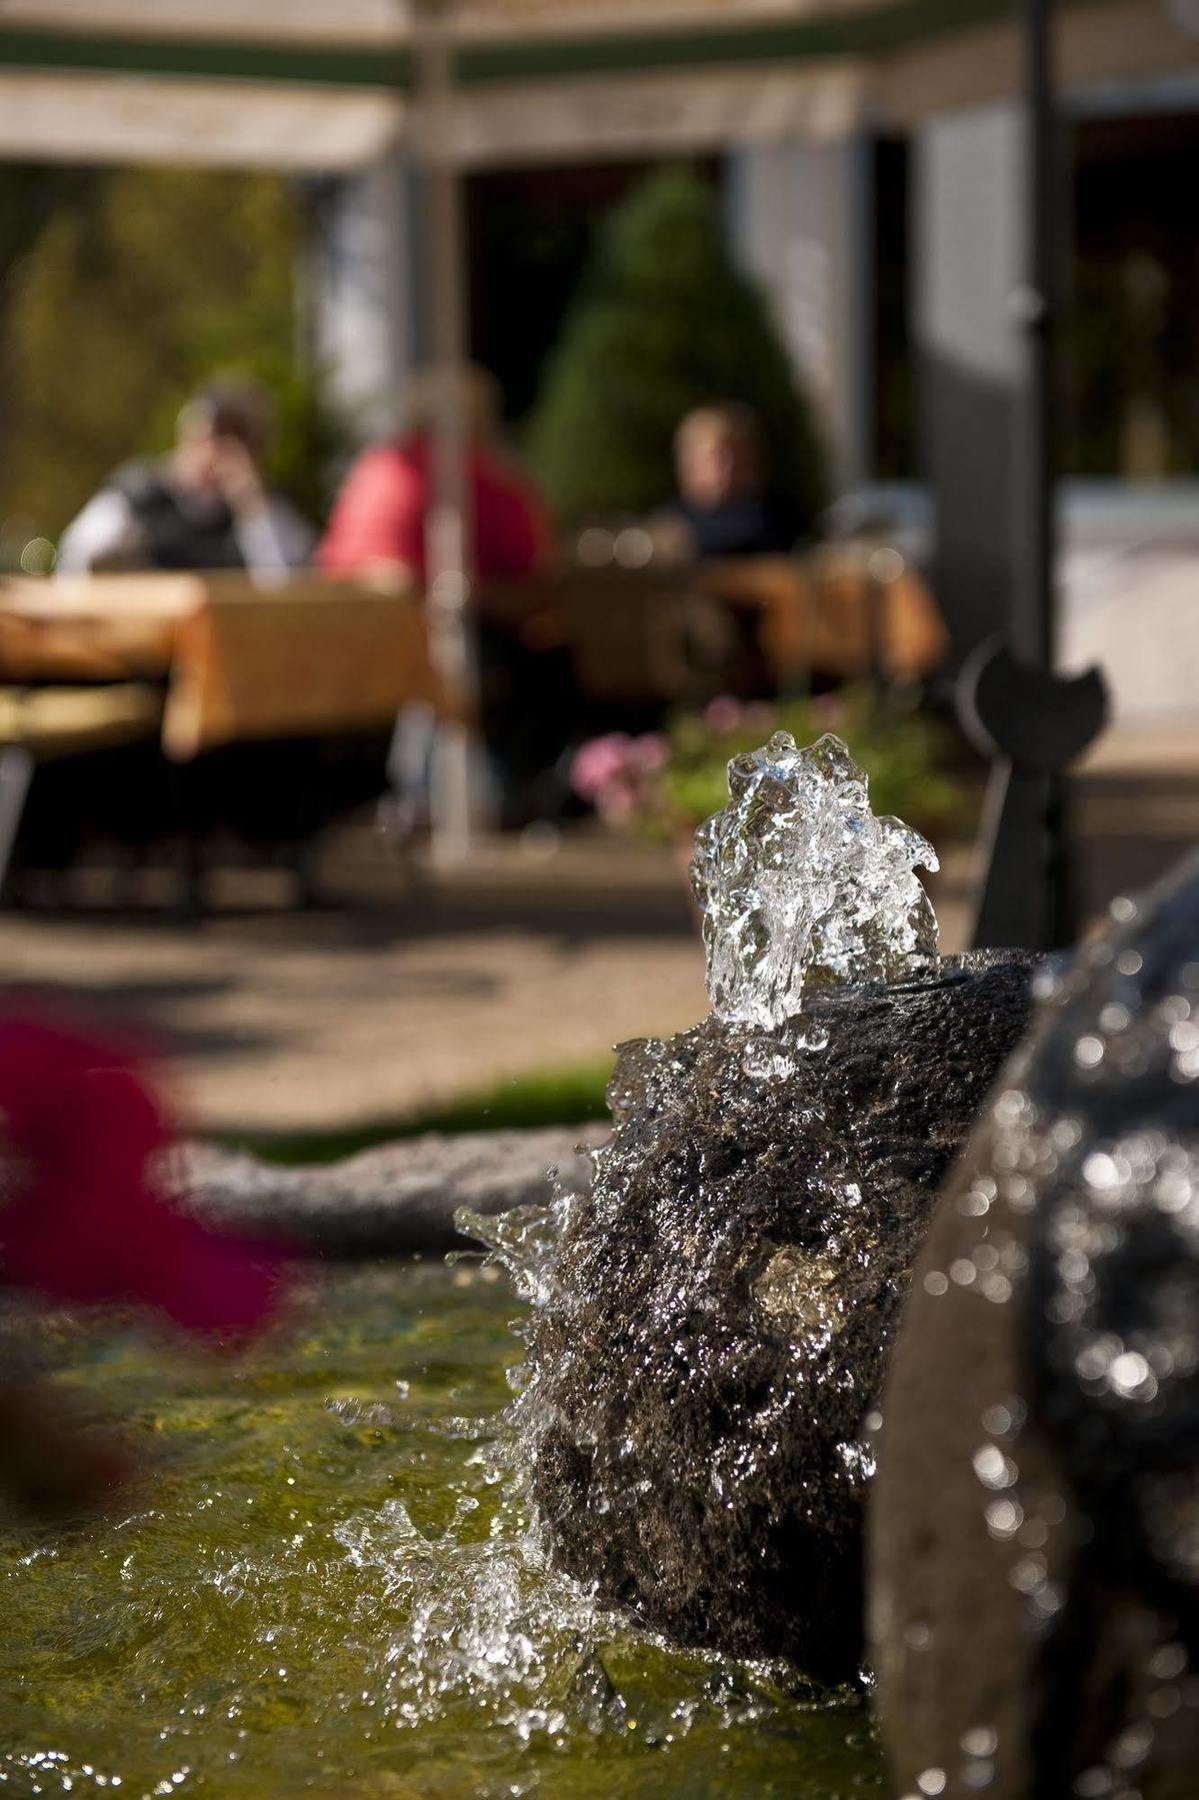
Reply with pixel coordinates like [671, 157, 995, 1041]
[56, 379, 315, 579]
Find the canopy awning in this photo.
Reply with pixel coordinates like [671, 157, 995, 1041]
[0, 0, 888, 168]
[0, 1, 1195, 169]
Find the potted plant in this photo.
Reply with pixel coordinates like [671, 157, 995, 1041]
[569, 688, 969, 873]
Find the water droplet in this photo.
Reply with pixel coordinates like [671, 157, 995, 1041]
[985, 1498, 1022, 1540]
[973, 1445, 1017, 1489]
[1149, 1643, 1187, 1681]
[1109, 1351, 1156, 1399]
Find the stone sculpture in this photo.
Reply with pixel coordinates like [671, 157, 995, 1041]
[871, 851, 1199, 1797]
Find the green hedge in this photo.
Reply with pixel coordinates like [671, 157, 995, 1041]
[526, 165, 830, 528]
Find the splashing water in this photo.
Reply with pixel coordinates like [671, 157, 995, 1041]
[461, 730, 1034, 1680]
[690, 731, 940, 1030]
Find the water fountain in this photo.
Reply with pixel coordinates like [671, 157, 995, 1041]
[871, 850, 1199, 1799]
[9, 727, 1126, 1794]
[469, 732, 1036, 1683]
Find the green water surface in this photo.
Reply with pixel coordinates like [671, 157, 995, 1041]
[0, 1262, 884, 1799]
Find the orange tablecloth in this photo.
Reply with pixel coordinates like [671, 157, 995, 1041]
[0, 573, 193, 681]
[0, 573, 449, 759]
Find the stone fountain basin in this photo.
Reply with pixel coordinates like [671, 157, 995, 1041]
[168, 956, 1036, 1690]
[170, 1125, 604, 1258]
[511, 952, 1038, 1684]
[872, 854, 1199, 1798]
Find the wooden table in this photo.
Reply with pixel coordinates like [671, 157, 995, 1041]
[478, 550, 952, 705]
[698, 549, 951, 689]
[2, 554, 950, 755]
[0, 573, 192, 682]
[0, 572, 449, 759]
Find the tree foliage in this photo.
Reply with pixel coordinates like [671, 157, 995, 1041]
[526, 165, 830, 528]
[0, 167, 345, 542]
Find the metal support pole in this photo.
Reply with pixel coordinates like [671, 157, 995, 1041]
[959, 0, 1105, 952]
[1018, 0, 1076, 948]
[1015, 0, 1062, 948]
[411, 0, 477, 865]
[1015, 0, 1056, 675]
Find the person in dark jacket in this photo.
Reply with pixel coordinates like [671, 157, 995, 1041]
[56, 380, 313, 577]
[670, 402, 799, 560]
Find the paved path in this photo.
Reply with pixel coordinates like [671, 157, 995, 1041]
[2, 722, 1187, 1141]
[0, 834, 713, 1135]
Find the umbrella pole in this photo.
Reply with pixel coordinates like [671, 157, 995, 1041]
[413, 0, 477, 865]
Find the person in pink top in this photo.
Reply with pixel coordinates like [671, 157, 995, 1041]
[318, 367, 550, 584]
[319, 368, 564, 828]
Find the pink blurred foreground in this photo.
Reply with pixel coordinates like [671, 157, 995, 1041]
[0, 1014, 284, 1337]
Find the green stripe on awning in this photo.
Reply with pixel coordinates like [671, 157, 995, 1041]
[459, 0, 1009, 85]
[0, 28, 411, 88]
[0, 0, 1121, 92]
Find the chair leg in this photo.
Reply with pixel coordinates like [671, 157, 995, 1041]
[173, 832, 205, 923]
[0, 748, 35, 904]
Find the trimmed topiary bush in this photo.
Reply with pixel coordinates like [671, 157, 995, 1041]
[526, 164, 830, 529]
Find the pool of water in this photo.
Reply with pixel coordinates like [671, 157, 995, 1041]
[0, 1261, 884, 1798]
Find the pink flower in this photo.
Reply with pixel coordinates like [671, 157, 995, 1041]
[570, 734, 634, 802]
[630, 732, 670, 774]
[704, 696, 743, 734]
[596, 778, 636, 822]
[812, 693, 846, 727]
[0, 1014, 285, 1339]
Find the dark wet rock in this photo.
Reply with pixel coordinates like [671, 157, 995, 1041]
[871, 853, 1199, 1799]
[505, 952, 1035, 1684]
[167, 1126, 604, 1257]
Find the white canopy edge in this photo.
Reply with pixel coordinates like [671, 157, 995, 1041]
[0, 72, 403, 168]
[0, 0, 405, 46]
[0, 62, 869, 171]
[460, 62, 870, 164]
[0, 0, 854, 49]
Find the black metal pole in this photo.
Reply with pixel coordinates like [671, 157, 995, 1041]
[961, 0, 1106, 951]
[1018, 0, 1073, 948]
[1016, 0, 1056, 674]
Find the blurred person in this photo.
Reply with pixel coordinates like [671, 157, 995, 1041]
[669, 402, 800, 560]
[57, 379, 315, 577]
[317, 366, 550, 584]
[320, 368, 565, 829]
